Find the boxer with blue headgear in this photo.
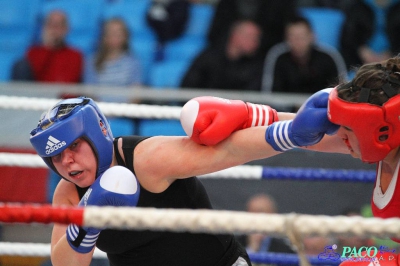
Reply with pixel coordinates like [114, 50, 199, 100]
[30, 97, 141, 255]
[30, 96, 114, 178]
[33, 94, 299, 265]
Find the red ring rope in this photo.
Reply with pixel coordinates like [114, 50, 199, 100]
[0, 204, 83, 225]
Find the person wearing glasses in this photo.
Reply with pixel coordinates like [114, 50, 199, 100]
[30, 96, 324, 266]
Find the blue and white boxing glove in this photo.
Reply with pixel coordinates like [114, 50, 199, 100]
[265, 88, 339, 151]
[66, 166, 140, 253]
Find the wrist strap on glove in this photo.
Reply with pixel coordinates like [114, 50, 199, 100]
[265, 121, 298, 152]
[246, 102, 278, 128]
[66, 224, 100, 253]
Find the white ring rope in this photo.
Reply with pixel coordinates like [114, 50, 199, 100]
[0, 95, 181, 119]
[200, 164, 263, 179]
[81, 207, 400, 239]
[0, 153, 46, 168]
[0, 242, 106, 258]
[0, 82, 311, 106]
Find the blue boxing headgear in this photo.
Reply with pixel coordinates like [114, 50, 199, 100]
[30, 97, 114, 179]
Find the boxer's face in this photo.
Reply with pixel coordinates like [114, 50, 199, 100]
[52, 138, 97, 187]
[337, 126, 361, 159]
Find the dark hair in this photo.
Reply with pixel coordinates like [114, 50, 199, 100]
[45, 10, 68, 27]
[228, 19, 261, 38]
[337, 56, 400, 106]
[95, 18, 131, 71]
[285, 16, 313, 32]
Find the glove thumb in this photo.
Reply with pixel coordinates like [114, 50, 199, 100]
[312, 88, 333, 108]
[325, 123, 340, 135]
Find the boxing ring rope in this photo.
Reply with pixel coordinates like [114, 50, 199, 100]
[1, 204, 400, 265]
[0, 242, 339, 265]
[0, 95, 182, 119]
[2, 204, 399, 238]
[0, 95, 379, 265]
[0, 242, 338, 265]
[0, 82, 311, 107]
[0, 152, 376, 182]
[0, 242, 107, 259]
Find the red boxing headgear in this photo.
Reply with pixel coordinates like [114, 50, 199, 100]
[328, 89, 400, 163]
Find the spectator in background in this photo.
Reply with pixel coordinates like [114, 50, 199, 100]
[340, 0, 400, 70]
[207, 0, 297, 58]
[83, 18, 142, 140]
[181, 20, 264, 91]
[243, 194, 295, 254]
[83, 18, 142, 91]
[12, 10, 83, 83]
[262, 16, 347, 94]
[146, 0, 190, 61]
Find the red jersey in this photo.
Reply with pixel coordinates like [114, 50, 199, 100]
[27, 45, 83, 83]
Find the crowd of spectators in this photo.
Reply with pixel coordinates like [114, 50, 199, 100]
[7, 0, 400, 104]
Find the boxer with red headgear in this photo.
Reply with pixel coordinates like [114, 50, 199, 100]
[328, 70, 400, 163]
[267, 56, 400, 242]
[326, 59, 400, 238]
[180, 56, 400, 250]
[266, 58, 400, 232]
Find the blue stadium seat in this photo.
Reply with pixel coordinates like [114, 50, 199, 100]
[67, 33, 99, 56]
[103, 0, 154, 36]
[298, 7, 345, 50]
[163, 36, 206, 61]
[41, 0, 105, 55]
[0, 0, 41, 53]
[0, 32, 33, 55]
[148, 60, 191, 88]
[131, 31, 157, 59]
[0, 0, 41, 31]
[0, 51, 23, 81]
[109, 117, 136, 136]
[184, 3, 215, 38]
[130, 31, 157, 84]
[138, 119, 185, 136]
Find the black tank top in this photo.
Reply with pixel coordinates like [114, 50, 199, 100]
[76, 136, 251, 266]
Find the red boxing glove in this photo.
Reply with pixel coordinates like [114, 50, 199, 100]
[339, 250, 399, 266]
[180, 96, 278, 145]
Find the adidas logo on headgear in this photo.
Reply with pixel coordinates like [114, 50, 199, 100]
[45, 135, 66, 155]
